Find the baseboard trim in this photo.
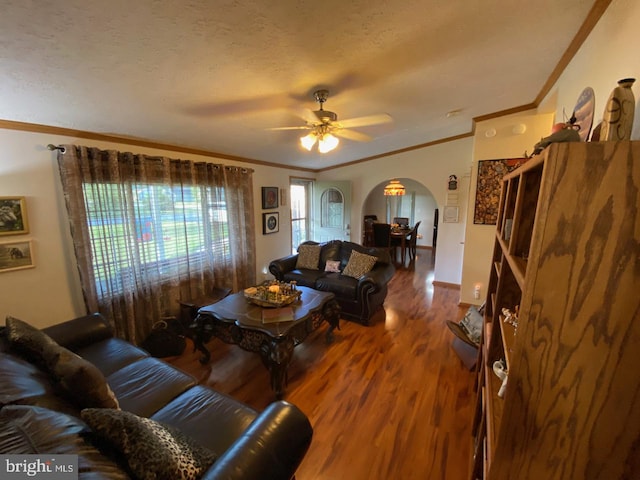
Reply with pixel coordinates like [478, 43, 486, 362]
[432, 281, 460, 289]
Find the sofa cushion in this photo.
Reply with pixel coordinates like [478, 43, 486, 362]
[315, 273, 358, 299]
[0, 351, 51, 406]
[82, 408, 217, 480]
[74, 337, 149, 377]
[319, 240, 342, 269]
[0, 405, 129, 478]
[282, 269, 325, 288]
[5, 316, 119, 410]
[324, 260, 341, 273]
[296, 244, 321, 270]
[0, 351, 80, 416]
[106, 357, 196, 417]
[151, 385, 257, 455]
[342, 250, 378, 279]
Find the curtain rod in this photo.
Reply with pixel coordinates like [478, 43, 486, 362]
[47, 144, 66, 153]
[46, 143, 254, 173]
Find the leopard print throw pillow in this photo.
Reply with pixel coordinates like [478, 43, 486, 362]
[342, 250, 378, 279]
[296, 244, 321, 270]
[82, 408, 217, 480]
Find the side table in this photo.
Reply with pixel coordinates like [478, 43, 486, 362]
[178, 287, 232, 327]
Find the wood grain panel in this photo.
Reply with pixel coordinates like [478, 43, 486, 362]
[492, 142, 640, 479]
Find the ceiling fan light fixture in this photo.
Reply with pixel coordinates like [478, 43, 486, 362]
[384, 179, 406, 196]
[275, 88, 389, 154]
[300, 132, 317, 151]
[318, 133, 339, 153]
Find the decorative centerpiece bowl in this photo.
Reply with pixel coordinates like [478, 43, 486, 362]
[244, 281, 301, 308]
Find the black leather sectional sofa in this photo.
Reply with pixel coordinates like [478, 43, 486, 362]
[0, 313, 312, 479]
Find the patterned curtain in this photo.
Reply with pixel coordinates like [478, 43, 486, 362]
[57, 145, 256, 343]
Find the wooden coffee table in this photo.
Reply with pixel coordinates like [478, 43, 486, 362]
[192, 286, 340, 398]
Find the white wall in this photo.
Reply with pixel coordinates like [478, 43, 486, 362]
[0, 129, 301, 327]
[539, 0, 640, 140]
[459, 112, 554, 305]
[318, 137, 474, 285]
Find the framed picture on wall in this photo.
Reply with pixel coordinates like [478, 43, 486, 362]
[474, 158, 527, 224]
[0, 196, 29, 236]
[443, 206, 459, 223]
[262, 187, 279, 209]
[0, 239, 35, 273]
[263, 212, 279, 234]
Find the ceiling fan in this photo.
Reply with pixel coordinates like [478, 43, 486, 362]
[269, 89, 392, 153]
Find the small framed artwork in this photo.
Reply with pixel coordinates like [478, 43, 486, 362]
[262, 187, 279, 209]
[263, 212, 279, 234]
[280, 188, 287, 207]
[0, 196, 29, 236]
[0, 239, 35, 273]
[443, 206, 459, 223]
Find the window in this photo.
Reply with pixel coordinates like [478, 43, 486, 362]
[57, 145, 256, 343]
[386, 191, 415, 225]
[290, 179, 312, 253]
[83, 181, 229, 297]
[321, 188, 344, 228]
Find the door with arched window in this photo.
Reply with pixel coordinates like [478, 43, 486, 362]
[313, 181, 351, 243]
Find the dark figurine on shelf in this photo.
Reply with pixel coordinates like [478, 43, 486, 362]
[531, 122, 581, 156]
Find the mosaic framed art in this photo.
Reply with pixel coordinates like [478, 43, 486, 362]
[474, 158, 528, 225]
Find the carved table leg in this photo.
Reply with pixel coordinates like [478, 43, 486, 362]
[323, 299, 341, 343]
[190, 314, 212, 364]
[260, 337, 295, 399]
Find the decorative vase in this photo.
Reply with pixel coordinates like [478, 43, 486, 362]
[600, 78, 636, 141]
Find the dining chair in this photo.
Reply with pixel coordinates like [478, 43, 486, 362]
[372, 223, 392, 253]
[408, 221, 421, 260]
[363, 215, 377, 246]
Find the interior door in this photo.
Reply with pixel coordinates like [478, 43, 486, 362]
[312, 181, 351, 243]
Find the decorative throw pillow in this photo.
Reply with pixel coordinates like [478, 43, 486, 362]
[324, 260, 341, 273]
[5, 316, 119, 409]
[49, 348, 120, 409]
[81, 408, 217, 480]
[5, 315, 60, 369]
[296, 244, 321, 270]
[342, 250, 378, 279]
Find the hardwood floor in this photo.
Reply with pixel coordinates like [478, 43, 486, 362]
[169, 249, 476, 479]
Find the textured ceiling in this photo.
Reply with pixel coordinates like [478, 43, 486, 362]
[0, 0, 600, 170]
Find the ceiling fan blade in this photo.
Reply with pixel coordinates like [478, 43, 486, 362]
[183, 93, 294, 117]
[334, 128, 372, 142]
[336, 113, 393, 129]
[266, 125, 312, 131]
[298, 108, 320, 125]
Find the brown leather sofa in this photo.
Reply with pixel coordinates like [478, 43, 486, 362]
[269, 240, 395, 325]
[0, 313, 312, 479]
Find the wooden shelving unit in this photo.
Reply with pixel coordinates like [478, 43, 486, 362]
[470, 141, 640, 480]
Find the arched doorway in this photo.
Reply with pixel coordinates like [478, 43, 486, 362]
[361, 178, 437, 251]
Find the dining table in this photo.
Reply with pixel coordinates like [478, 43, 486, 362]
[390, 227, 412, 265]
